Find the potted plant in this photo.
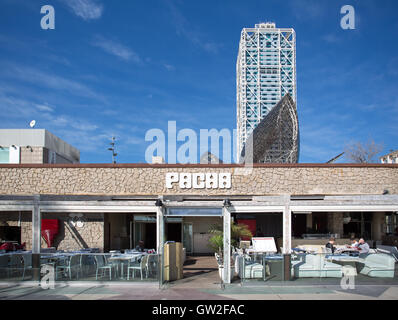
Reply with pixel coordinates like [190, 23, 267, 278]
[208, 221, 253, 281]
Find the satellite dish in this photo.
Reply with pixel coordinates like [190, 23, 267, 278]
[29, 120, 36, 128]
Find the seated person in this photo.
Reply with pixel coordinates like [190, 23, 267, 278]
[325, 237, 336, 254]
[135, 240, 145, 252]
[347, 237, 359, 249]
[357, 238, 370, 254]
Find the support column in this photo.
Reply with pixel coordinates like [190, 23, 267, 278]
[156, 205, 164, 254]
[282, 196, 292, 254]
[372, 212, 385, 242]
[32, 195, 41, 281]
[282, 196, 292, 281]
[223, 205, 231, 284]
[156, 199, 165, 286]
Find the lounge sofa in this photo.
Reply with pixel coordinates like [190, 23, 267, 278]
[357, 253, 395, 278]
[292, 253, 343, 278]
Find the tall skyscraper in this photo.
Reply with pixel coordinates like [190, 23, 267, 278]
[236, 22, 297, 160]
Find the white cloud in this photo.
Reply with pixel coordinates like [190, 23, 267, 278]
[5, 64, 106, 102]
[41, 112, 98, 131]
[61, 0, 103, 20]
[165, 0, 221, 54]
[322, 34, 341, 44]
[0, 93, 37, 119]
[126, 136, 143, 145]
[36, 104, 54, 112]
[164, 64, 175, 71]
[91, 35, 141, 63]
[289, 0, 325, 21]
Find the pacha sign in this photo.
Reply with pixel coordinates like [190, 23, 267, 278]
[166, 172, 231, 189]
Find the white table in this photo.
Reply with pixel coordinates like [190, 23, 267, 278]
[326, 255, 364, 276]
[108, 253, 146, 279]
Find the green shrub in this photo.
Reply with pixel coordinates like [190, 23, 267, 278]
[208, 221, 253, 252]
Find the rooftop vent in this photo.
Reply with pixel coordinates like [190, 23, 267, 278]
[255, 22, 276, 29]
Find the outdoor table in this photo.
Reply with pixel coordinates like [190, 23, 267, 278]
[108, 253, 146, 279]
[325, 254, 364, 276]
[262, 255, 283, 281]
[40, 253, 77, 268]
[335, 247, 360, 255]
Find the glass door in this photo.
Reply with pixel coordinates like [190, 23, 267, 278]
[183, 223, 193, 254]
[132, 221, 143, 249]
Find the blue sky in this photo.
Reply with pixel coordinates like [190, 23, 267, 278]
[0, 0, 397, 163]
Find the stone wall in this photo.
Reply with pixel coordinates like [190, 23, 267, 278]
[0, 165, 397, 196]
[43, 213, 104, 251]
[0, 211, 31, 247]
[0, 212, 104, 251]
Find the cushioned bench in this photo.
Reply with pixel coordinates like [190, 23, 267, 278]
[358, 253, 395, 278]
[292, 253, 343, 278]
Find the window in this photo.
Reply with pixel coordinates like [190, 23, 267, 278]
[260, 67, 278, 74]
[0, 147, 9, 164]
[385, 213, 398, 234]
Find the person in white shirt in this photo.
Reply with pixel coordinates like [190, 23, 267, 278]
[357, 238, 370, 254]
[348, 237, 359, 248]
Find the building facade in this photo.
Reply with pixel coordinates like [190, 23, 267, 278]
[380, 150, 398, 164]
[0, 163, 397, 283]
[236, 22, 297, 159]
[0, 129, 80, 164]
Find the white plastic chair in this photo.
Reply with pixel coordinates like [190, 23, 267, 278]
[146, 254, 158, 278]
[95, 255, 117, 280]
[56, 254, 81, 280]
[0, 255, 9, 278]
[127, 255, 149, 280]
[8, 254, 23, 278]
[107, 254, 121, 275]
[22, 254, 32, 280]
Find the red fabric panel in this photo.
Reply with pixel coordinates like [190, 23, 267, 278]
[41, 219, 59, 248]
[237, 219, 256, 241]
[0, 242, 16, 251]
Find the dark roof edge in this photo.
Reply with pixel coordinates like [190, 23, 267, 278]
[0, 163, 398, 169]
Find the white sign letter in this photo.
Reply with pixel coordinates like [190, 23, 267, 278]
[219, 173, 231, 189]
[166, 173, 179, 189]
[179, 173, 192, 189]
[192, 173, 205, 189]
[205, 173, 218, 189]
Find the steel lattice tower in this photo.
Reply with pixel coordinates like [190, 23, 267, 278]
[236, 22, 297, 161]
